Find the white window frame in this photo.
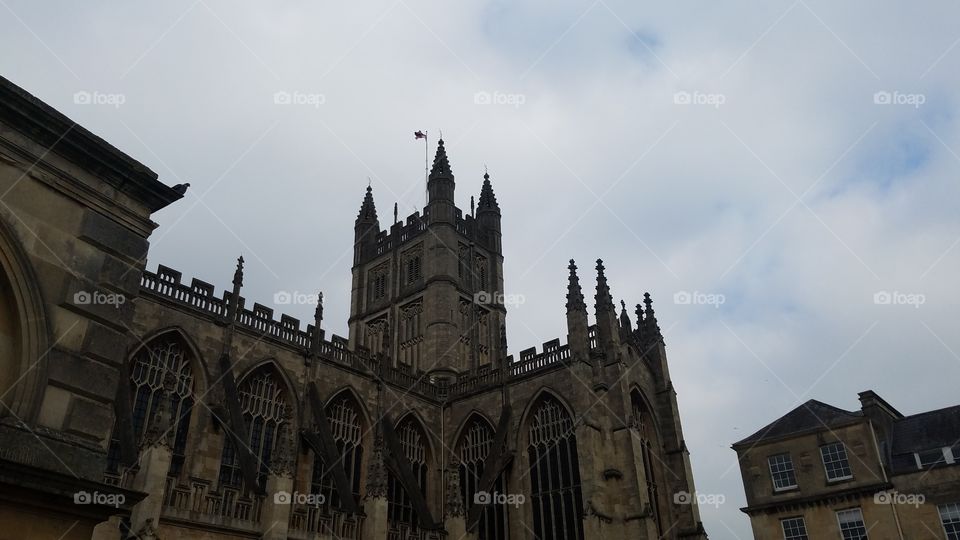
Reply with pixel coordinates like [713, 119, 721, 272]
[820, 441, 853, 482]
[768, 453, 798, 492]
[836, 508, 868, 540]
[940, 503, 960, 540]
[914, 447, 951, 469]
[781, 516, 808, 540]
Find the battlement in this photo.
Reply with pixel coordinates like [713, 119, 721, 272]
[140, 264, 607, 402]
[373, 211, 428, 256]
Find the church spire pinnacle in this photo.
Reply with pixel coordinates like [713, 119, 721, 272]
[477, 170, 500, 213]
[357, 184, 378, 223]
[566, 259, 586, 312]
[429, 138, 452, 179]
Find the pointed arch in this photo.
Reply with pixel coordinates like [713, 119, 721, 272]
[0, 213, 50, 423]
[394, 408, 436, 461]
[629, 386, 667, 537]
[322, 385, 372, 430]
[236, 358, 301, 419]
[106, 328, 199, 476]
[523, 389, 584, 540]
[218, 361, 292, 489]
[516, 386, 578, 447]
[455, 412, 508, 540]
[307, 386, 368, 514]
[388, 411, 432, 529]
[450, 408, 497, 449]
[133, 326, 210, 392]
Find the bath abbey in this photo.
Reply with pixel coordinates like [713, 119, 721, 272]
[0, 74, 709, 539]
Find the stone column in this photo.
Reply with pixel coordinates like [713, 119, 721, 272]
[261, 415, 295, 540]
[363, 433, 390, 540]
[444, 462, 468, 540]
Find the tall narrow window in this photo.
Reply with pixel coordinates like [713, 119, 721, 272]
[527, 396, 584, 540]
[406, 256, 422, 284]
[631, 391, 663, 537]
[836, 508, 868, 540]
[458, 416, 508, 540]
[388, 417, 428, 530]
[311, 395, 364, 512]
[107, 334, 195, 476]
[218, 368, 288, 489]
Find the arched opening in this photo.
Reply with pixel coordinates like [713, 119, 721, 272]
[0, 217, 48, 423]
[457, 414, 508, 539]
[310, 391, 365, 514]
[526, 394, 584, 540]
[106, 332, 196, 478]
[0, 266, 20, 411]
[631, 389, 666, 536]
[388, 415, 429, 532]
[217, 365, 289, 490]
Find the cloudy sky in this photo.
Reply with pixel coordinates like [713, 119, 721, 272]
[4, 0, 960, 536]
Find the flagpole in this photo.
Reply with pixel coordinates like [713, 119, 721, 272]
[424, 131, 429, 207]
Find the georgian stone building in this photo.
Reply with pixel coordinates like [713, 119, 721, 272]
[0, 75, 709, 540]
[733, 391, 960, 539]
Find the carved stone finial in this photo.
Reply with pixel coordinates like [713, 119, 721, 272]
[566, 259, 586, 312]
[314, 292, 324, 325]
[445, 462, 464, 518]
[594, 259, 614, 313]
[233, 256, 244, 289]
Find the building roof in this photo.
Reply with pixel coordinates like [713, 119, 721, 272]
[0, 75, 182, 212]
[890, 404, 960, 455]
[733, 399, 862, 447]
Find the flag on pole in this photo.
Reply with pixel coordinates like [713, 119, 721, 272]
[414, 130, 426, 140]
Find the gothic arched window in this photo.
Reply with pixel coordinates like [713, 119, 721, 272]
[388, 416, 428, 529]
[218, 367, 288, 488]
[310, 395, 364, 512]
[527, 396, 584, 540]
[458, 415, 508, 540]
[106, 334, 195, 476]
[631, 390, 664, 536]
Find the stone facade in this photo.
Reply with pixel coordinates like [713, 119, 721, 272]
[733, 391, 960, 539]
[0, 75, 709, 540]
